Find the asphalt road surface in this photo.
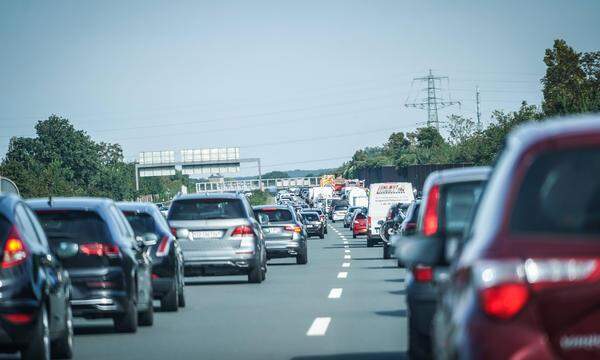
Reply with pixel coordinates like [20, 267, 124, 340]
[72, 222, 408, 360]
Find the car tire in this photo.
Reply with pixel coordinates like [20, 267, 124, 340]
[51, 305, 73, 359]
[397, 259, 403, 268]
[324, 227, 328, 234]
[383, 243, 391, 259]
[353, 232, 357, 239]
[319, 231, 324, 239]
[408, 317, 431, 360]
[161, 279, 179, 312]
[248, 265, 263, 283]
[138, 294, 154, 326]
[296, 250, 308, 265]
[367, 237, 375, 247]
[22, 304, 50, 360]
[114, 299, 138, 333]
[178, 274, 186, 308]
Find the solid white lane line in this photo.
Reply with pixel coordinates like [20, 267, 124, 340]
[337, 272, 348, 278]
[344, 255, 351, 259]
[328, 288, 343, 299]
[342, 262, 351, 268]
[306, 317, 331, 336]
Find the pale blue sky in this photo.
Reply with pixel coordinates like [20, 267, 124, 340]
[1, 0, 599, 176]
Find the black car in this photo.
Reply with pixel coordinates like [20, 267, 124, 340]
[300, 211, 325, 238]
[29, 197, 155, 333]
[118, 202, 186, 312]
[0, 194, 73, 359]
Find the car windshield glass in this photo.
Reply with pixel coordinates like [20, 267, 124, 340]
[35, 210, 112, 246]
[334, 206, 348, 211]
[444, 181, 485, 235]
[355, 213, 366, 220]
[169, 199, 245, 220]
[409, 203, 421, 223]
[122, 211, 155, 236]
[510, 148, 600, 235]
[302, 213, 319, 221]
[255, 209, 293, 223]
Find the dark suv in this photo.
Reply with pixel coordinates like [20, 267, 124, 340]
[395, 167, 491, 359]
[0, 194, 73, 359]
[118, 202, 185, 311]
[29, 198, 155, 333]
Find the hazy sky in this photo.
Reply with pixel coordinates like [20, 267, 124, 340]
[1, 0, 599, 176]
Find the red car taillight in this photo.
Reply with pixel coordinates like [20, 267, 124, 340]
[79, 243, 120, 257]
[423, 185, 440, 236]
[367, 216, 372, 228]
[284, 225, 302, 233]
[1, 313, 34, 325]
[231, 225, 254, 237]
[413, 265, 433, 282]
[2, 226, 28, 269]
[480, 283, 529, 320]
[156, 235, 170, 257]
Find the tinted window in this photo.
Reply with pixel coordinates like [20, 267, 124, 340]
[170, 198, 246, 220]
[255, 208, 293, 222]
[35, 210, 112, 246]
[302, 213, 319, 221]
[334, 206, 348, 211]
[355, 213, 366, 220]
[408, 203, 421, 223]
[123, 211, 155, 236]
[15, 205, 40, 245]
[511, 149, 600, 235]
[444, 181, 485, 235]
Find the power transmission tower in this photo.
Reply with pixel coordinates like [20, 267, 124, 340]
[476, 86, 482, 131]
[405, 69, 461, 129]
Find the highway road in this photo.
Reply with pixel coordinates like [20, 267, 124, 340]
[72, 223, 408, 360]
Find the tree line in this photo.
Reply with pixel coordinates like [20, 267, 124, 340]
[338, 39, 600, 178]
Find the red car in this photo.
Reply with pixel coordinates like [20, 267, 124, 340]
[431, 116, 600, 359]
[352, 211, 368, 238]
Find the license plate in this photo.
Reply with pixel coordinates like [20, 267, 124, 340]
[265, 227, 282, 234]
[191, 231, 223, 239]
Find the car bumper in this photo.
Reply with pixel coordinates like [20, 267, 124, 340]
[71, 291, 129, 318]
[266, 242, 302, 258]
[183, 254, 257, 277]
[0, 299, 41, 350]
[151, 277, 175, 298]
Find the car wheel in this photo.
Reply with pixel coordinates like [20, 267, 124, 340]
[114, 299, 138, 333]
[319, 231, 324, 239]
[138, 294, 154, 326]
[324, 227, 328, 234]
[296, 249, 308, 265]
[408, 317, 431, 360]
[383, 243, 391, 259]
[248, 265, 263, 283]
[161, 279, 179, 312]
[51, 304, 73, 359]
[177, 273, 186, 308]
[367, 237, 375, 247]
[353, 232, 357, 239]
[22, 304, 50, 360]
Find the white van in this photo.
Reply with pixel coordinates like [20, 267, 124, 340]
[347, 187, 368, 208]
[367, 182, 414, 247]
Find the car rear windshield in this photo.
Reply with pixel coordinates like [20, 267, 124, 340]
[355, 212, 366, 220]
[35, 210, 112, 246]
[255, 208, 293, 222]
[444, 181, 485, 235]
[169, 199, 246, 220]
[302, 213, 319, 221]
[123, 211, 155, 236]
[334, 206, 348, 211]
[510, 148, 600, 236]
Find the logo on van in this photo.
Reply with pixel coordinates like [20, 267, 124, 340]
[561, 334, 600, 350]
[375, 184, 406, 195]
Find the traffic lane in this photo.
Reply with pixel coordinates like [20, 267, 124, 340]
[71, 227, 349, 359]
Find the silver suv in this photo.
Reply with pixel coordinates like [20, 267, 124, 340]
[167, 193, 267, 283]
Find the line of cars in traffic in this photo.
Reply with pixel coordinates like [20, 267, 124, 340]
[374, 116, 600, 359]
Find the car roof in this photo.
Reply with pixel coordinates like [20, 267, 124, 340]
[424, 166, 492, 188]
[27, 197, 114, 211]
[253, 205, 292, 210]
[116, 201, 158, 213]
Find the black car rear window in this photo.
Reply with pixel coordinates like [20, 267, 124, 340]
[169, 199, 246, 221]
[355, 212, 366, 220]
[123, 211, 155, 236]
[254, 208, 293, 222]
[35, 210, 112, 246]
[443, 181, 485, 235]
[302, 213, 319, 221]
[334, 206, 348, 211]
[510, 148, 600, 235]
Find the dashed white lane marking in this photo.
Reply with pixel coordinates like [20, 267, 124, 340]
[344, 255, 351, 259]
[337, 272, 348, 279]
[343, 241, 348, 244]
[342, 262, 351, 268]
[344, 245, 349, 249]
[328, 288, 343, 299]
[345, 249, 351, 253]
[307, 317, 331, 336]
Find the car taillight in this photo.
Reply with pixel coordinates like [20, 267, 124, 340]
[170, 227, 177, 236]
[367, 216, 372, 227]
[1, 313, 34, 325]
[413, 265, 433, 282]
[423, 185, 440, 236]
[480, 283, 529, 320]
[156, 235, 170, 257]
[231, 226, 254, 237]
[2, 226, 28, 269]
[79, 243, 120, 257]
[284, 225, 302, 233]
[320, 215, 325, 221]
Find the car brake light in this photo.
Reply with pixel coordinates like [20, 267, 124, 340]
[231, 226, 254, 237]
[2, 226, 28, 269]
[284, 225, 302, 233]
[413, 265, 433, 282]
[79, 243, 120, 257]
[367, 216, 372, 227]
[1, 313, 34, 325]
[156, 235, 170, 257]
[480, 283, 529, 319]
[423, 185, 440, 236]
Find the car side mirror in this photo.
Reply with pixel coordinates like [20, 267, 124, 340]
[142, 233, 159, 247]
[394, 235, 443, 268]
[176, 228, 191, 240]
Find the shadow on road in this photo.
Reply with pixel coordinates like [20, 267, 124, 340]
[74, 324, 116, 336]
[375, 309, 408, 318]
[184, 279, 248, 286]
[362, 266, 399, 270]
[389, 289, 406, 295]
[268, 262, 298, 266]
[291, 352, 406, 360]
[384, 278, 405, 283]
[350, 257, 383, 261]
